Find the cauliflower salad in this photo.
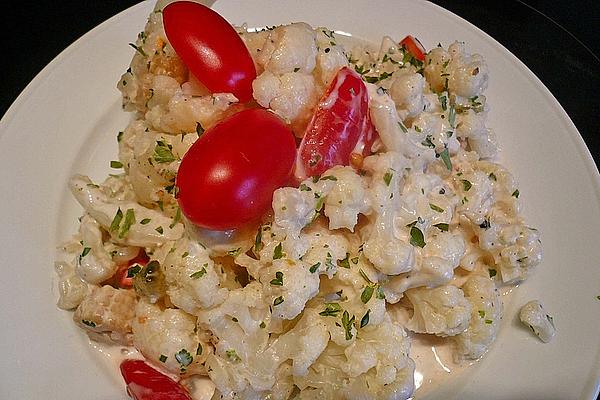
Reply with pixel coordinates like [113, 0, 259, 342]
[55, 1, 544, 399]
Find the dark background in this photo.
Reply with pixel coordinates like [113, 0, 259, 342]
[2, 0, 599, 171]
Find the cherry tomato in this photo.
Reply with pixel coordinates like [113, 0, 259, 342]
[400, 35, 427, 62]
[163, 1, 256, 102]
[113, 249, 149, 289]
[176, 109, 296, 230]
[296, 66, 377, 180]
[120, 359, 191, 400]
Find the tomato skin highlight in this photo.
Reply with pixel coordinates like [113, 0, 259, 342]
[120, 359, 191, 400]
[296, 66, 376, 180]
[176, 109, 296, 230]
[400, 35, 426, 61]
[162, 1, 256, 102]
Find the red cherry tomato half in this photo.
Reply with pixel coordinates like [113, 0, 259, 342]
[163, 1, 256, 102]
[113, 249, 149, 289]
[176, 109, 296, 230]
[120, 359, 191, 400]
[400, 35, 427, 62]
[296, 66, 377, 181]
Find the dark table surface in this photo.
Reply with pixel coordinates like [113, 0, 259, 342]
[2, 1, 599, 174]
[1, 1, 599, 398]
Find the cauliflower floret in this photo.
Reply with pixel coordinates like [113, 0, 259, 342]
[145, 92, 237, 134]
[454, 170, 494, 225]
[132, 299, 210, 375]
[262, 259, 320, 320]
[76, 215, 117, 284]
[73, 285, 136, 345]
[252, 70, 318, 131]
[519, 300, 556, 343]
[389, 71, 427, 118]
[55, 260, 88, 310]
[162, 238, 228, 313]
[405, 285, 472, 336]
[424, 41, 488, 98]
[294, 314, 415, 400]
[322, 166, 371, 231]
[257, 23, 318, 75]
[453, 275, 502, 361]
[314, 30, 348, 86]
[70, 175, 183, 247]
[497, 225, 543, 283]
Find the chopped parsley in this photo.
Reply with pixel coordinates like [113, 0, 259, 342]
[117, 131, 124, 142]
[421, 135, 435, 149]
[320, 175, 338, 181]
[153, 140, 176, 164]
[488, 172, 497, 181]
[478, 310, 486, 318]
[169, 207, 182, 228]
[433, 223, 449, 231]
[79, 247, 91, 261]
[175, 349, 193, 367]
[159, 354, 167, 362]
[429, 203, 444, 213]
[341, 310, 355, 340]
[438, 94, 448, 111]
[299, 183, 312, 191]
[81, 319, 96, 328]
[485, 319, 493, 324]
[273, 243, 284, 260]
[409, 226, 426, 248]
[110, 208, 124, 232]
[398, 121, 409, 133]
[118, 208, 136, 239]
[155, 226, 164, 234]
[383, 170, 394, 186]
[337, 253, 351, 269]
[461, 179, 472, 192]
[448, 105, 456, 128]
[190, 267, 207, 279]
[259, 321, 266, 328]
[319, 302, 342, 317]
[488, 268, 497, 278]
[225, 349, 241, 362]
[128, 42, 147, 57]
[360, 309, 371, 328]
[480, 218, 491, 230]
[361, 285, 374, 304]
[273, 296, 284, 306]
[110, 161, 123, 169]
[309, 262, 321, 273]
[438, 148, 452, 170]
[140, 218, 151, 225]
[196, 343, 203, 356]
[270, 271, 284, 286]
[512, 189, 520, 198]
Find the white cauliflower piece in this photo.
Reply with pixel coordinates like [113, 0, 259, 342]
[314, 28, 348, 86]
[389, 71, 427, 118]
[258, 23, 318, 75]
[424, 42, 488, 98]
[497, 225, 543, 283]
[132, 299, 209, 375]
[454, 170, 494, 225]
[294, 314, 415, 400]
[322, 166, 371, 231]
[262, 259, 320, 320]
[70, 175, 183, 247]
[55, 260, 88, 310]
[252, 70, 318, 129]
[76, 215, 117, 284]
[145, 91, 237, 134]
[362, 152, 416, 276]
[162, 238, 228, 314]
[453, 275, 502, 361]
[405, 285, 472, 336]
[73, 285, 136, 345]
[519, 300, 556, 343]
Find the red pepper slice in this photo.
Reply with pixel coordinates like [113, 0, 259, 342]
[296, 66, 377, 181]
[400, 35, 427, 62]
[120, 359, 192, 400]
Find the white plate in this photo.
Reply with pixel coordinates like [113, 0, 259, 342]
[1, 1, 599, 399]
